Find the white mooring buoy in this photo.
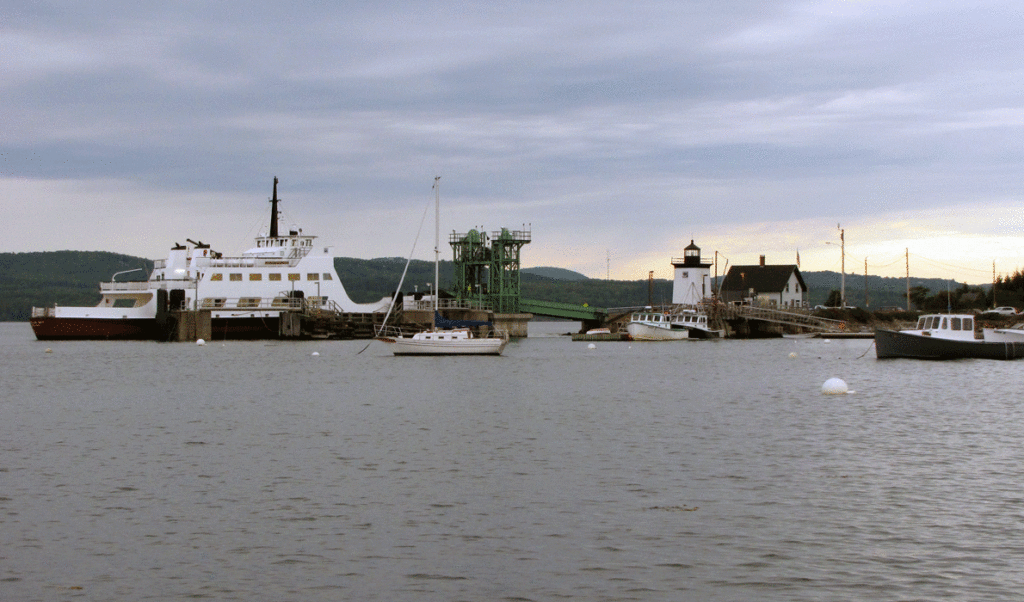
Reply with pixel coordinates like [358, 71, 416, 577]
[788, 352, 798, 359]
[196, 339, 206, 346]
[587, 343, 597, 350]
[821, 378, 850, 395]
[311, 351, 320, 356]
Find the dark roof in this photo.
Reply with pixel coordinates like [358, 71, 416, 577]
[720, 264, 805, 293]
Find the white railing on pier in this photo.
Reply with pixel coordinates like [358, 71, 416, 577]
[405, 298, 492, 311]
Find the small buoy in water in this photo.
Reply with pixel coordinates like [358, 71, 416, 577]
[821, 378, 849, 395]
[311, 351, 320, 356]
[823, 339, 832, 344]
[45, 348, 53, 354]
[789, 352, 798, 358]
[196, 339, 206, 346]
[587, 343, 597, 350]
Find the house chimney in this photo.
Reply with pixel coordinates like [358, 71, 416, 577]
[759, 255, 766, 267]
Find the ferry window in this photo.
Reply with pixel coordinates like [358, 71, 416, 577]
[288, 273, 300, 281]
[964, 318, 973, 330]
[941, 317, 948, 329]
[238, 297, 261, 308]
[307, 273, 319, 281]
[249, 273, 262, 281]
[269, 273, 281, 281]
[951, 317, 961, 330]
[322, 273, 333, 280]
[230, 273, 242, 281]
[210, 273, 223, 281]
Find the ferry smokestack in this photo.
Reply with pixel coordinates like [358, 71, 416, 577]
[270, 176, 280, 238]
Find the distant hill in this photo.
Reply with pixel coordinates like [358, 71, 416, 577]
[800, 271, 981, 308]
[0, 251, 153, 321]
[0, 251, 981, 320]
[522, 267, 589, 281]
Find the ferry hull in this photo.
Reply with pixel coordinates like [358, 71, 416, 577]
[875, 328, 1024, 360]
[30, 317, 162, 341]
[211, 316, 282, 340]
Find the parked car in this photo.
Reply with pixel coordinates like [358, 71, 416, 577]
[990, 306, 1018, 316]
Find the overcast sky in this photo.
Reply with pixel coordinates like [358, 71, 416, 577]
[4, 1, 1023, 282]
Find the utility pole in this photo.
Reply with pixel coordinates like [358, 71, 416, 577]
[714, 251, 718, 299]
[905, 248, 910, 310]
[833, 224, 846, 307]
[993, 260, 997, 308]
[864, 257, 869, 308]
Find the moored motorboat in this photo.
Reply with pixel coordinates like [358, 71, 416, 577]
[625, 307, 722, 341]
[875, 313, 1024, 360]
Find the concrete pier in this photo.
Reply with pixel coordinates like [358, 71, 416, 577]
[173, 310, 211, 342]
[493, 313, 533, 338]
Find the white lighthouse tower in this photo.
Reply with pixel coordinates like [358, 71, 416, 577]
[671, 240, 712, 305]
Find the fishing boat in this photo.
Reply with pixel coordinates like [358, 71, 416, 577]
[376, 177, 508, 356]
[875, 313, 1024, 360]
[31, 177, 391, 340]
[625, 307, 722, 341]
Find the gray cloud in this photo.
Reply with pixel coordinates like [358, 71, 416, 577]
[3, 1, 1023, 277]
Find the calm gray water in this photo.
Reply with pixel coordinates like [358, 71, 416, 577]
[3, 321, 1024, 601]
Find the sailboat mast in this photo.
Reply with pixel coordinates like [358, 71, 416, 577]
[433, 176, 441, 331]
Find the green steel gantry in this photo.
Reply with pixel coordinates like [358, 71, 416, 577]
[449, 226, 531, 313]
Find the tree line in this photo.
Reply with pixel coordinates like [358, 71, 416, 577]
[3, 251, 1017, 320]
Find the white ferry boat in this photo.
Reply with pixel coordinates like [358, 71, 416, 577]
[31, 178, 391, 340]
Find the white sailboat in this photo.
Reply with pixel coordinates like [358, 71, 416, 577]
[377, 177, 509, 356]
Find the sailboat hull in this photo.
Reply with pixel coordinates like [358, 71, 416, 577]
[381, 334, 507, 355]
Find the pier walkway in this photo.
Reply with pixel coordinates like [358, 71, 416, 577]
[719, 304, 849, 333]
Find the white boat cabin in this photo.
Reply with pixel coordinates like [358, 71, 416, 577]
[907, 314, 978, 341]
[630, 311, 708, 328]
